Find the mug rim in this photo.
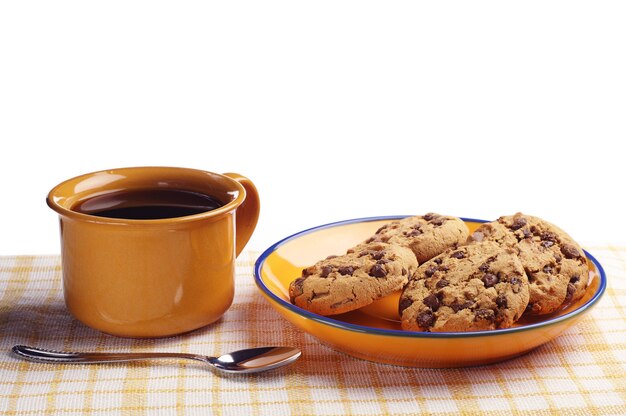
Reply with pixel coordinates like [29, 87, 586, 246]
[47, 166, 247, 225]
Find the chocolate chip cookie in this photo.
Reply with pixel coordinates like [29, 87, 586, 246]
[289, 242, 418, 316]
[399, 242, 529, 332]
[468, 213, 589, 315]
[364, 213, 469, 263]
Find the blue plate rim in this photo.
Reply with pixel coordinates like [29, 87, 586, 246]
[253, 216, 607, 339]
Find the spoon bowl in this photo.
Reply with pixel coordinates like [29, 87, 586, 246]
[12, 345, 301, 374]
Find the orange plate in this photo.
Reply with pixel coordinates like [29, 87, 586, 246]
[254, 216, 607, 368]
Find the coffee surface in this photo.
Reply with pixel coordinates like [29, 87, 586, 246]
[73, 188, 224, 219]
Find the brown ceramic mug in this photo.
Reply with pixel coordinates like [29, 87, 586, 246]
[47, 167, 260, 338]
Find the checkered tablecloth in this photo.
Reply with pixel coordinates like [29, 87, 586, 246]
[1, 247, 625, 415]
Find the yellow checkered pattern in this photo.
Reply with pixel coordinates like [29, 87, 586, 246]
[1, 247, 625, 415]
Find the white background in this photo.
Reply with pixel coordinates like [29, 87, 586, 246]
[1, 1, 625, 255]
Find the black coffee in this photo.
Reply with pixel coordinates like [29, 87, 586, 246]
[73, 188, 224, 219]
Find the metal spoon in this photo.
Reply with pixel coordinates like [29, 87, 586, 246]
[12, 345, 301, 374]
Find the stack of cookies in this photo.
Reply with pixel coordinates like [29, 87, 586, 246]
[289, 214, 468, 317]
[289, 213, 590, 333]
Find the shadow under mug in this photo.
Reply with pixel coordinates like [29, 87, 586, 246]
[47, 167, 260, 338]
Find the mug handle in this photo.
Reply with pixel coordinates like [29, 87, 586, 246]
[223, 173, 260, 257]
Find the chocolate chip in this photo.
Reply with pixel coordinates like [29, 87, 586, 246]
[479, 263, 490, 272]
[436, 279, 449, 288]
[423, 213, 438, 221]
[434, 258, 443, 265]
[425, 266, 438, 277]
[564, 276, 580, 302]
[451, 301, 473, 312]
[554, 254, 562, 262]
[376, 259, 390, 265]
[561, 244, 581, 259]
[369, 264, 387, 278]
[417, 310, 436, 328]
[399, 298, 413, 314]
[496, 294, 508, 308]
[438, 265, 449, 272]
[510, 217, 527, 230]
[338, 266, 354, 276]
[406, 226, 423, 237]
[371, 251, 385, 260]
[358, 250, 370, 257]
[365, 237, 376, 244]
[325, 255, 338, 260]
[565, 283, 576, 301]
[302, 268, 313, 277]
[320, 266, 333, 278]
[543, 265, 553, 274]
[450, 251, 465, 259]
[509, 276, 522, 293]
[541, 240, 555, 248]
[475, 308, 495, 322]
[422, 294, 440, 311]
[292, 277, 305, 292]
[482, 273, 498, 288]
[450, 303, 463, 312]
[522, 229, 532, 239]
[431, 217, 445, 226]
[541, 231, 557, 242]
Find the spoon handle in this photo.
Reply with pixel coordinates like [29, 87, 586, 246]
[12, 345, 208, 364]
